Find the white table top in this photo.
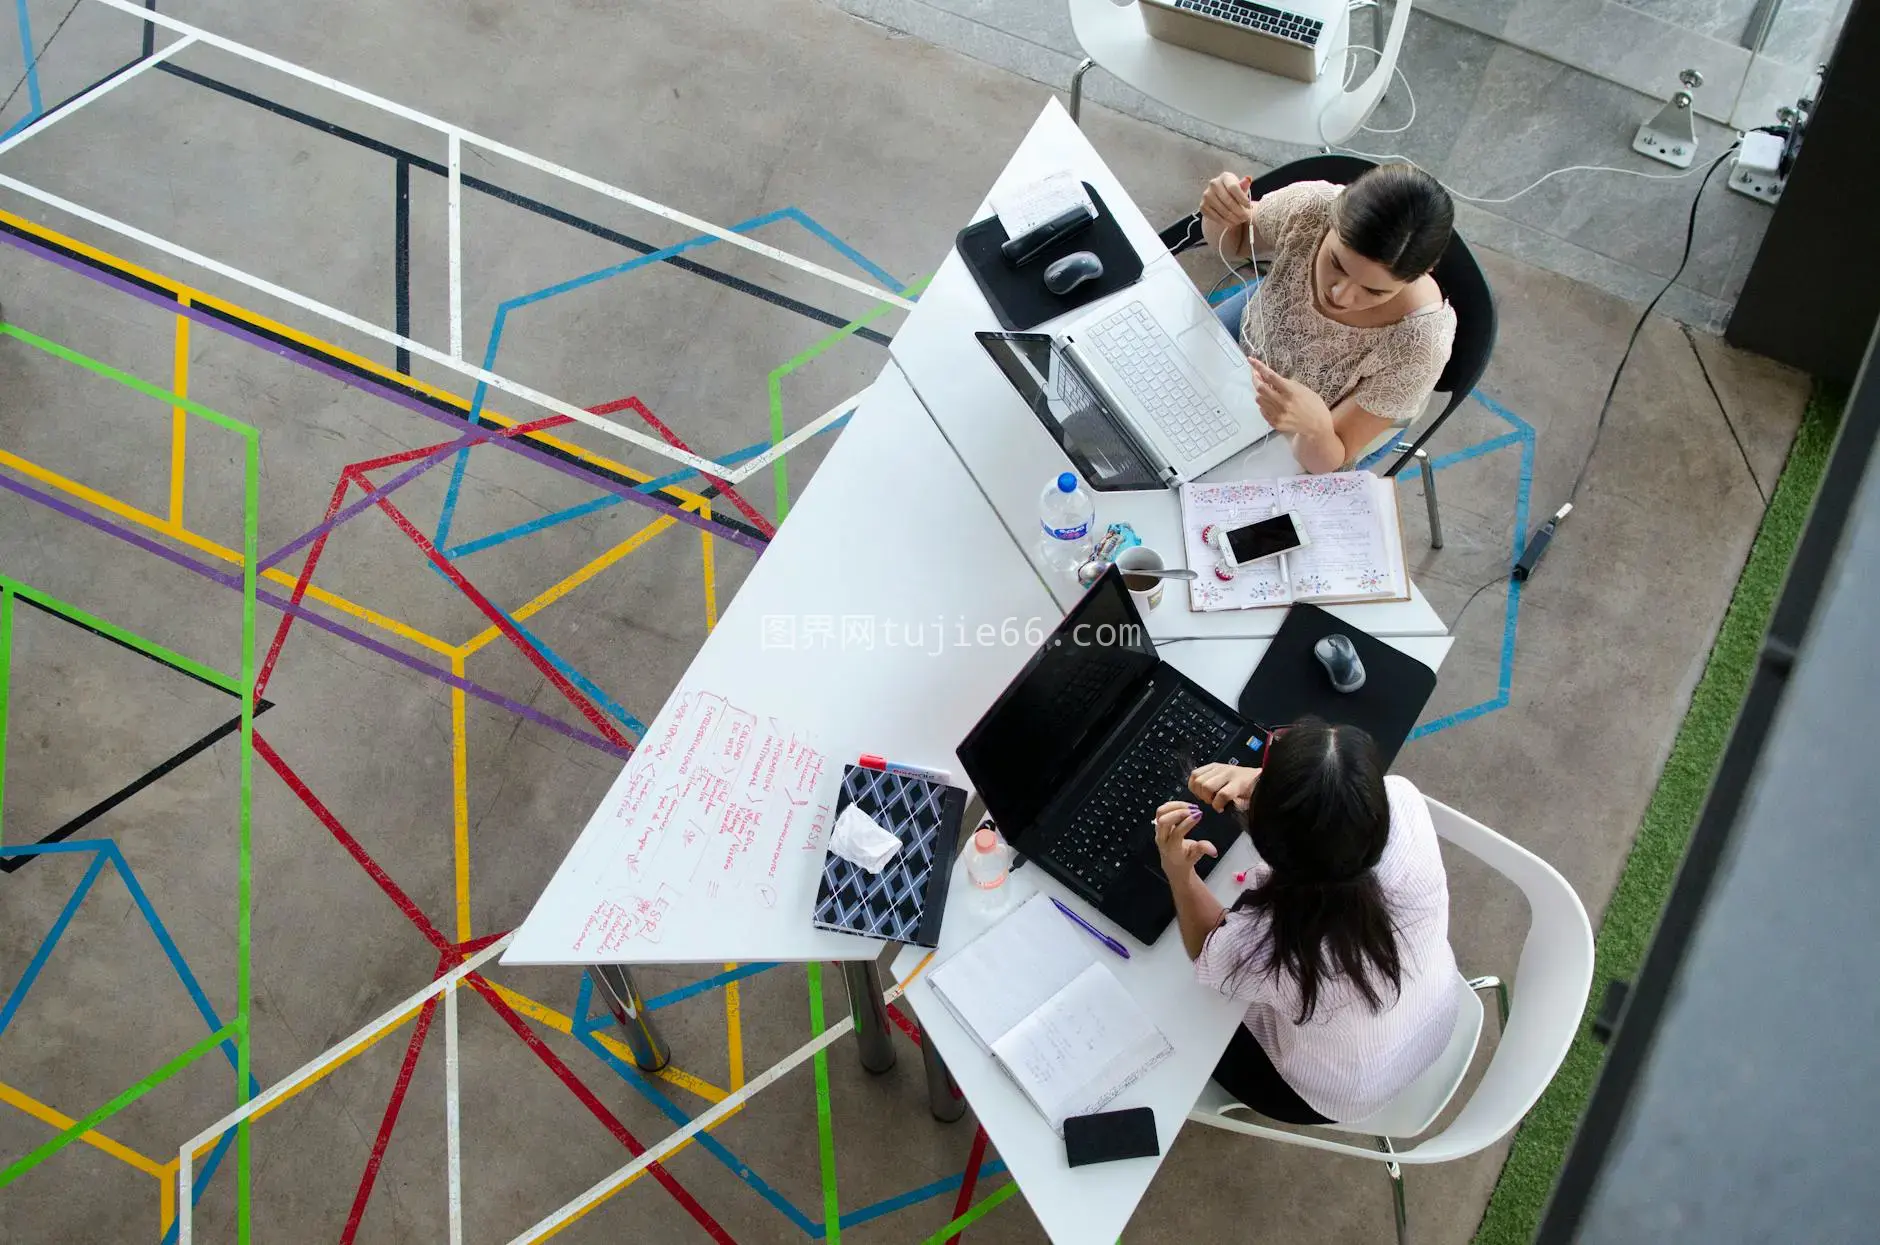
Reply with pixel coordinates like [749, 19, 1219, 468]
[892, 628, 1451, 1245]
[889, 100, 1448, 641]
[505, 365, 1059, 965]
[1067, 0, 1410, 148]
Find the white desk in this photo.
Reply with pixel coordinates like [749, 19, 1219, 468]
[505, 365, 1059, 967]
[888, 100, 1449, 640]
[893, 629, 1451, 1245]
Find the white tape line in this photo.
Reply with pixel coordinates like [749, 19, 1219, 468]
[176, 1151, 193, 1245]
[507, 960, 926, 1244]
[445, 983, 464, 1245]
[448, 132, 463, 361]
[83, 0, 913, 310]
[726, 388, 870, 483]
[0, 35, 197, 159]
[175, 936, 511, 1165]
[0, 171, 735, 476]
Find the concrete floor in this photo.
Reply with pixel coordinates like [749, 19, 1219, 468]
[0, 1, 1808, 1242]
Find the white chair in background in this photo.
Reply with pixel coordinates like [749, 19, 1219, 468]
[1187, 796, 1595, 1245]
[1066, 0, 1412, 147]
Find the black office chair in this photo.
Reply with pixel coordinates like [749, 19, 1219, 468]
[1161, 157, 1498, 549]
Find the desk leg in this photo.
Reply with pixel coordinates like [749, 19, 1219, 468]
[587, 964, 671, 1072]
[1069, 57, 1095, 125]
[921, 1028, 968, 1123]
[841, 961, 897, 1074]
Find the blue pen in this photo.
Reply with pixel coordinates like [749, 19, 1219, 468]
[1051, 897, 1131, 960]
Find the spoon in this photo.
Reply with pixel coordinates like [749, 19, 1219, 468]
[1076, 560, 1198, 586]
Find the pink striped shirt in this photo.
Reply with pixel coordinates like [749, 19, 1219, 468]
[1194, 776, 1459, 1122]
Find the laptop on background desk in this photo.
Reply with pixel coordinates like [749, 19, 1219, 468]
[1139, 0, 1350, 84]
[956, 566, 1250, 944]
[977, 267, 1272, 490]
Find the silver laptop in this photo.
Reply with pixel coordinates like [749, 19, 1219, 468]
[1139, 0, 1349, 84]
[977, 267, 1271, 490]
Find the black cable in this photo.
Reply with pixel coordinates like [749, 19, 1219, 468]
[0, 0, 85, 121]
[1559, 145, 1738, 511]
[1444, 572, 1509, 631]
[1680, 321, 1768, 505]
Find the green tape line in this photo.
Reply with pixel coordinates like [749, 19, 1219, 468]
[235, 431, 259, 1245]
[0, 575, 240, 694]
[0, 585, 11, 847]
[807, 963, 840, 1243]
[0, 1022, 237, 1189]
[766, 274, 933, 522]
[920, 1181, 1018, 1244]
[0, 322, 257, 438]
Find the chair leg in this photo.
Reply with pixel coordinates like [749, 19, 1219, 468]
[1397, 443, 1444, 549]
[1469, 975, 1510, 1030]
[1069, 57, 1095, 125]
[1377, 1136, 1409, 1245]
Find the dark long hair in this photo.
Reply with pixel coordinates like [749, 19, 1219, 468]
[1332, 164, 1454, 281]
[1226, 718, 1402, 1023]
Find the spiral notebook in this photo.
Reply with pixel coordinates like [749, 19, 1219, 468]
[1180, 471, 1410, 611]
[810, 765, 968, 947]
[928, 895, 1173, 1133]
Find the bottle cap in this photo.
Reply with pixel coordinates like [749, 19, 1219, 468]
[1056, 472, 1076, 493]
[973, 827, 999, 852]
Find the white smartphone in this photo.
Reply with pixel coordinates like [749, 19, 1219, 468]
[1215, 512, 1307, 568]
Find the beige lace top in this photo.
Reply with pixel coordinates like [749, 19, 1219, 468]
[1235, 181, 1456, 427]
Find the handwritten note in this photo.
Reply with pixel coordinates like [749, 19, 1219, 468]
[563, 688, 834, 954]
[1179, 473, 1405, 610]
[1179, 479, 1292, 611]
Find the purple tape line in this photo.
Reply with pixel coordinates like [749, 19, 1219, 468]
[258, 436, 475, 573]
[0, 225, 768, 554]
[0, 470, 634, 759]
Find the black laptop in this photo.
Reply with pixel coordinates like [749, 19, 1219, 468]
[956, 565, 1250, 944]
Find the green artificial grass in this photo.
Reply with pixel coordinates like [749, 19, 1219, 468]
[1470, 382, 1847, 1245]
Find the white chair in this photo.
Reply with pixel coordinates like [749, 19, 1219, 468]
[1066, 0, 1412, 148]
[1187, 796, 1595, 1245]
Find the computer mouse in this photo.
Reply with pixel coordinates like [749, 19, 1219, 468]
[1043, 250, 1104, 296]
[1314, 633, 1366, 693]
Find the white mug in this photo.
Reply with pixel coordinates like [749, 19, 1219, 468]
[1115, 545, 1165, 612]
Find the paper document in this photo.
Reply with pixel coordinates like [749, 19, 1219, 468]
[991, 170, 1096, 240]
[1180, 472, 1409, 611]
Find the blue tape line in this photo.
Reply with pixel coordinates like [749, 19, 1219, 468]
[640, 962, 779, 1012]
[443, 437, 776, 559]
[0, 851, 109, 1037]
[12, 0, 41, 118]
[1406, 391, 1536, 739]
[158, 1126, 237, 1245]
[105, 842, 244, 1070]
[837, 1160, 1012, 1231]
[573, 1013, 821, 1236]
[439, 209, 893, 544]
[433, 441, 475, 554]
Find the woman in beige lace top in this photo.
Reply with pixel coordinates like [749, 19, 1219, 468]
[1198, 164, 1457, 473]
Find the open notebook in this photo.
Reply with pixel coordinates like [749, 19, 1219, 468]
[1180, 471, 1410, 611]
[927, 895, 1173, 1134]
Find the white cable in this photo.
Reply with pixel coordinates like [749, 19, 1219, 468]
[1318, 48, 1727, 205]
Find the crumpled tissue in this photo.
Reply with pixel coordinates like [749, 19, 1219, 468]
[829, 804, 902, 874]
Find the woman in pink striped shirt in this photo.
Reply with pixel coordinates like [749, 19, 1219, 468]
[1153, 718, 1458, 1124]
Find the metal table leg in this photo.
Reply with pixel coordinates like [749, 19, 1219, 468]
[842, 960, 897, 1074]
[587, 964, 671, 1072]
[1069, 57, 1095, 125]
[921, 1025, 968, 1122]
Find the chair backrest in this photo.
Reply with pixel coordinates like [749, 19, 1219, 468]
[1245, 155, 1498, 408]
[1403, 797, 1594, 1164]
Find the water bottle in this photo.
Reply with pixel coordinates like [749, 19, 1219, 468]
[965, 825, 1015, 915]
[1037, 472, 1095, 572]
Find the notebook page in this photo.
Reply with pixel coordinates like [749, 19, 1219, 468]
[1180, 480, 1292, 612]
[991, 962, 1175, 1133]
[1282, 471, 1402, 603]
[928, 894, 1097, 1054]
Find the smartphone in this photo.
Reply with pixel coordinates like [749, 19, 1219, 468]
[1214, 512, 1307, 568]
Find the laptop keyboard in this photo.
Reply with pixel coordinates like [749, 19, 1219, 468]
[1045, 689, 1239, 895]
[1175, 0, 1325, 46]
[1086, 302, 1238, 463]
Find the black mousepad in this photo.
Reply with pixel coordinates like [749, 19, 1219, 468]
[956, 183, 1146, 330]
[1236, 604, 1438, 771]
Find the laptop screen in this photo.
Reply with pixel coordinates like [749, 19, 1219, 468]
[976, 332, 1163, 492]
[956, 567, 1159, 841]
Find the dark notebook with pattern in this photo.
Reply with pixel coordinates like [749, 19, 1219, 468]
[811, 765, 969, 947]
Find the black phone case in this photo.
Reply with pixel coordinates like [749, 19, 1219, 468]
[1063, 1106, 1161, 1167]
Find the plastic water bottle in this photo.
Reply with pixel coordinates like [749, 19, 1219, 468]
[1037, 472, 1095, 572]
[965, 825, 1015, 915]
